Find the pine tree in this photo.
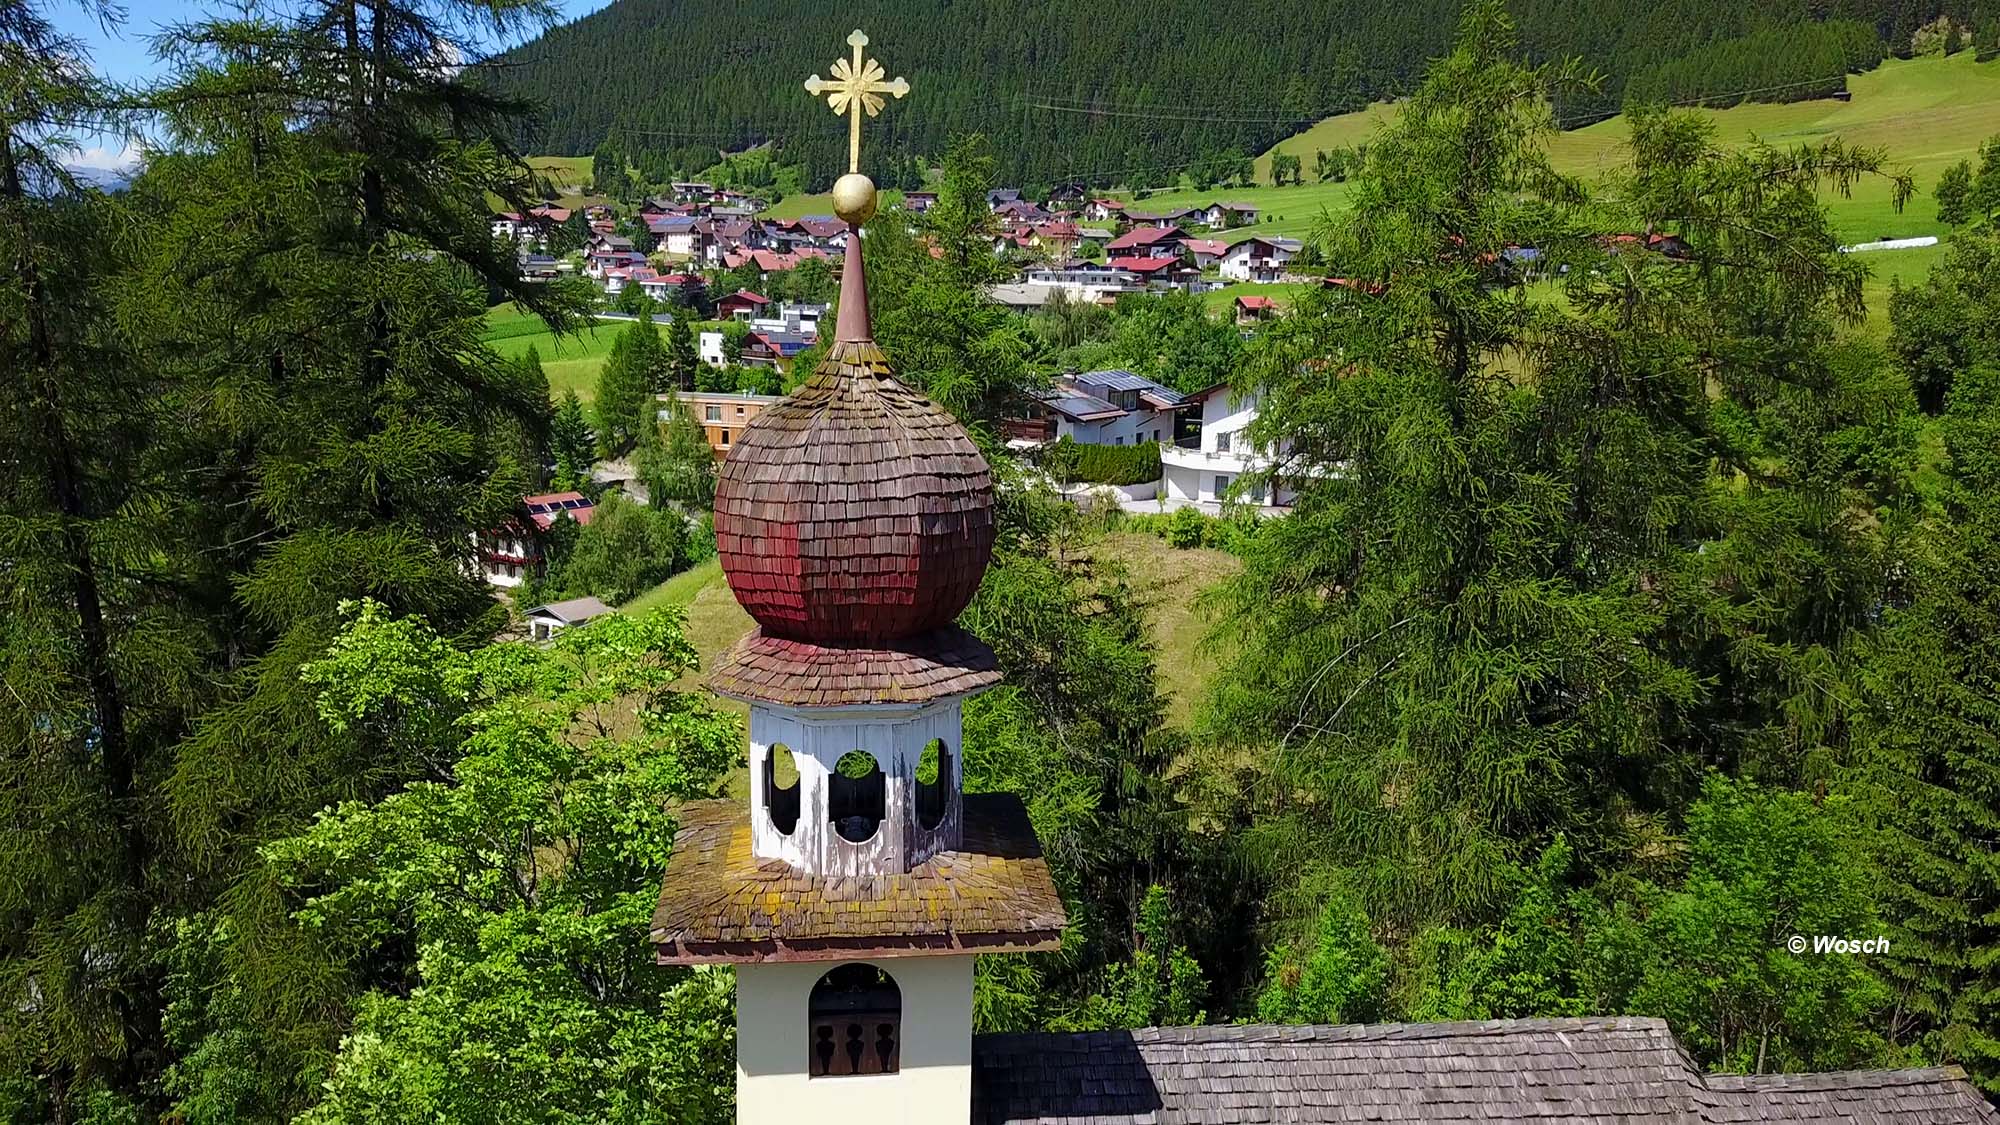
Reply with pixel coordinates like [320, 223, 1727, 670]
[595, 318, 660, 455]
[551, 389, 597, 490]
[664, 311, 699, 392]
[638, 393, 719, 510]
[0, 4, 188, 1114]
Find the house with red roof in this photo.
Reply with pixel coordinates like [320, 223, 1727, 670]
[1182, 238, 1229, 269]
[1107, 255, 1197, 290]
[715, 290, 770, 321]
[1233, 294, 1280, 325]
[474, 491, 595, 588]
[1083, 198, 1125, 223]
[1104, 224, 1186, 259]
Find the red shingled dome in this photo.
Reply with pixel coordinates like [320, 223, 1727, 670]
[712, 338, 995, 646]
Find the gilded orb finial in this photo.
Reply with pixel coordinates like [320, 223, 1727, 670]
[803, 28, 908, 224]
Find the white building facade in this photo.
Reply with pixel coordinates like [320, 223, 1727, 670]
[1160, 384, 1297, 508]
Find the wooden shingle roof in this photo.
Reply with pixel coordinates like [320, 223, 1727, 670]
[708, 625, 1001, 708]
[711, 335, 995, 646]
[970, 1019, 2000, 1124]
[652, 793, 1065, 964]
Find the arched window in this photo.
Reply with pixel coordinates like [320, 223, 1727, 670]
[829, 751, 884, 843]
[808, 963, 900, 1077]
[915, 738, 950, 831]
[764, 743, 799, 836]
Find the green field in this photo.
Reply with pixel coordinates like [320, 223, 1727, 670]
[1202, 280, 1311, 316]
[484, 306, 620, 400]
[1250, 52, 1999, 247]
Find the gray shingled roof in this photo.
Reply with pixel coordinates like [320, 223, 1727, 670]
[1076, 369, 1186, 404]
[971, 1018, 2000, 1124]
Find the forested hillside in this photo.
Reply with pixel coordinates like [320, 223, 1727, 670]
[484, 0, 1957, 191]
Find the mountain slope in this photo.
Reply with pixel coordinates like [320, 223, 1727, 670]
[482, 0, 1945, 191]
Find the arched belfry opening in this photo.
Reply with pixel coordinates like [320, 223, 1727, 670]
[808, 963, 901, 1077]
[915, 738, 950, 831]
[764, 743, 799, 836]
[829, 750, 885, 843]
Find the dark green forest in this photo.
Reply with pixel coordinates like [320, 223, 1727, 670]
[486, 0, 1960, 190]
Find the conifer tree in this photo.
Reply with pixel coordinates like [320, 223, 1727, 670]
[115, 0, 588, 1114]
[595, 317, 662, 454]
[664, 310, 699, 391]
[0, 3, 189, 1114]
[551, 388, 597, 490]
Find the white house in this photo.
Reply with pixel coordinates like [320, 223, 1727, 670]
[522, 595, 614, 642]
[1023, 260, 1143, 301]
[1218, 236, 1303, 283]
[698, 329, 727, 368]
[1159, 384, 1297, 509]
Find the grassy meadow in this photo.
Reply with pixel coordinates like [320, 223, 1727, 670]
[484, 305, 621, 400]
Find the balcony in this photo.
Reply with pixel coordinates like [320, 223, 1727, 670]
[1159, 440, 1258, 474]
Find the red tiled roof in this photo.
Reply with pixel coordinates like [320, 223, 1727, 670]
[1105, 225, 1183, 252]
[1183, 238, 1229, 257]
[1107, 256, 1183, 274]
[1235, 295, 1278, 310]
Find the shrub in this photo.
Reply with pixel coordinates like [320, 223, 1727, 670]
[1058, 437, 1161, 486]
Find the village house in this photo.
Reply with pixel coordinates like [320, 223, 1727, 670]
[1104, 224, 1186, 259]
[521, 595, 614, 642]
[1203, 200, 1260, 227]
[1024, 260, 1143, 301]
[1182, 237, 1229, 269]
[716, 289, 772, 321]
[1233, 294, 1280, 325]
[903, 190, 937, 212]
[1159, 382, 1297, 509]
[646, 214, 702, 257]
[473, 491, 595, 588]
[1219, 235, 1303, 282]
[638, 272, 702, 304]
[985, 187, 1022, 211]
[1015, 369, 1190, 446]
[1106, 255, 1198, 291]
[1083, 198, 1125, 223]
[665, 390, 785, 455]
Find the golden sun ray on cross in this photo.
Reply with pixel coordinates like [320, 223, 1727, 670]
[804, 29, 909, 176]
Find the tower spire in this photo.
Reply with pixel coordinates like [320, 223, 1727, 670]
[804, 28, 908, 344]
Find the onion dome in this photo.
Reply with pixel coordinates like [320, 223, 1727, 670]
[712, 215, 996, 649]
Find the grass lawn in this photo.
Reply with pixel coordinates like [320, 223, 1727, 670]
[482, 306, 620, 401]
[1202, 280, 1311, 316]
[1856, 240, 1949, 340]
[1207, 52, 2000, 301]
[1087, 530, 1243, 726]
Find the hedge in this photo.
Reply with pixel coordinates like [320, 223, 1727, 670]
[1051, 436, 1161, 486]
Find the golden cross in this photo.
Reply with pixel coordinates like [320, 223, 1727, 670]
[804, 30, 910, 176]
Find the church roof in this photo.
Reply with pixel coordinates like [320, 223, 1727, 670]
[709, 625, 1001, 708]
[652, 793, 1065, 964]
[970, 1018, 2000, 1125]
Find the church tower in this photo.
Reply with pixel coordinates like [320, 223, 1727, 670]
[650, 31, 1065, 1125]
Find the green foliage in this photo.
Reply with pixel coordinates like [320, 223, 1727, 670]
[594, 318, 663, 454]
[1623, 21, 1883, 107]
[1851, 305, 2000, 1090]
[664, 312, 698, 391]
[637, 396, 719, 511]
[1890, 227, 2000, 413]
[1606, 778, 1895, 1074]
[1974, 136, 2000, 222]
[1121, 506, 1267, 553]
[550, 389, 597, 491]
[269, 600, 737, 1123]
[870, 137, 1032, 427]
[1109, 290, 1244, 394]
[1052, 437, 1161, 486]
[1936, 159, 1975, 225]
[1061, 886, 1210, 1029]
[1269, 152, 1303, 186]
[533, 492, 697, 606]
[1257, 886, 1387, 1024]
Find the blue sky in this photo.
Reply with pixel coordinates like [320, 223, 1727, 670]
[51, 0, 614, 168]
